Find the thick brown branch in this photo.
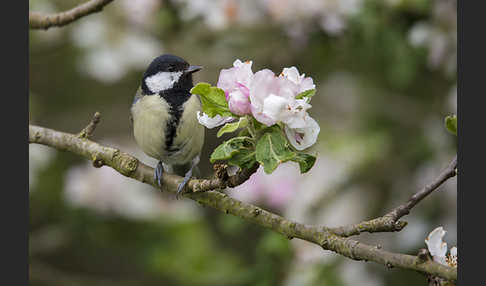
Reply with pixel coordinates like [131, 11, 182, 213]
[29, 0, 115, 30]
[29, 124, 256, 193]
[330, 156, 457, 237]
[28, 124, 456, 281]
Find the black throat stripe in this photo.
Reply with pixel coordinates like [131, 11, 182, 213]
[159, 88, 191, 153]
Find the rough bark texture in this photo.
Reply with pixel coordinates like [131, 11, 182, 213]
[29, 124, 457, 281]
[29, 0, 115, 30]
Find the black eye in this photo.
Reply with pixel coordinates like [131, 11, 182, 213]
[168, 64, 178, 72]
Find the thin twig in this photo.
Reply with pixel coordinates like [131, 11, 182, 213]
[78, 112, 101, 139]
[389, 156, 457, 220]
[29, 0, 115, 30]
[330, 156, 457, 237]
[28, 123, 456, 281]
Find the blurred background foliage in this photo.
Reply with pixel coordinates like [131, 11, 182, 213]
[29, 0, 456, 285]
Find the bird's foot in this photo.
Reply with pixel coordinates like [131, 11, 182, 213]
[154, 161, 164, 189]
[175, 156, 200, 199]
[176, 168, 193, 199]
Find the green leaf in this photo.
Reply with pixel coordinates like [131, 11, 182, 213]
[238, 127, 251, 137]
[445, 115, 457, 136]
[217, 117, 249, 138]
[295, 89, 316, 100]
[210, 136, 257, 169]
[291, 153, 316, 174]
[210, 137, 254, 163]
[228, 149, 257, 170]
[191, 83, 232, 117]
[251, 117, 267, 132]
[255, 126, 296, 174]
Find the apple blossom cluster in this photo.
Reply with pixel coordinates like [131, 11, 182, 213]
[191, 59, 320, 174]
[425, 226, 457, 268]
[197, 59, 320, 151]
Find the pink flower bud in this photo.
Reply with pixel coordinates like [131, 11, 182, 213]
[228, 89, 251, 116]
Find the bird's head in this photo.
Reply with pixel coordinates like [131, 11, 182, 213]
[141, 54, 202, 95]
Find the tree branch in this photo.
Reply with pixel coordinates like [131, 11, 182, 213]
[329, 156, 457, 237]
[389, 156, 457, 219]
[28, 123, 456, 281]
[29, 0, 115, 30]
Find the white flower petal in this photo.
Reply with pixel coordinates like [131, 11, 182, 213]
[281, 66, 315, 93]
[197, 112, 234, 129]
[249, 69, 280, 109]
[283, 99, 312, 129]
[300, 77, 316, 93]
[262, 94, 291, 120]
[450, 246, 457, 258]
[282, 67, 301, 84]
[276, 75, 300, 100]
[233, 59, 244, 67]
[284, 116, 320, 150]
[425, 226, 448, 265]
[251, 105, 277, 127]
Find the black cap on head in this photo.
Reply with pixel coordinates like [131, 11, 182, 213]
[141, 54, 202, 95]
[143, 54, 190, 78]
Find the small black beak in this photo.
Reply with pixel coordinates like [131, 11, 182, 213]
[185, 65, 203, 74]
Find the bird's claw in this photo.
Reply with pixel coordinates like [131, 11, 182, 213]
[175, 167, 193, 199]
[176, 182, 186, 199]
[154, 161, 164, 189]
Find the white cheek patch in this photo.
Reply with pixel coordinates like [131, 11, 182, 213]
[145, 71, 183, 93]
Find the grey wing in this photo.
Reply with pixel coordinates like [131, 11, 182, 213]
[129, 87, 144, 128]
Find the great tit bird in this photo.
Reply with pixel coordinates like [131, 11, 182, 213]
[130, 54, 204, 197]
